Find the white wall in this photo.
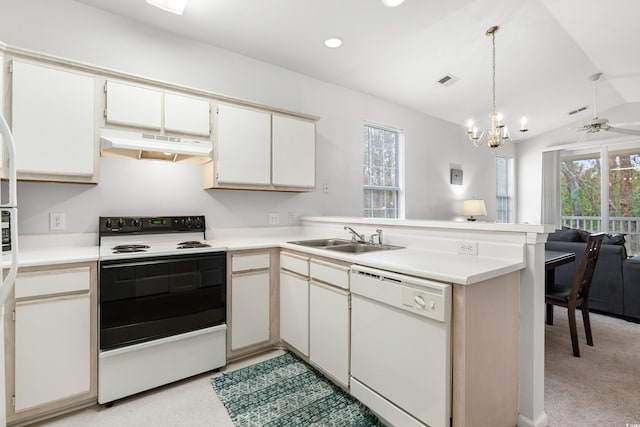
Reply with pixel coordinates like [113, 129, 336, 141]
[516, 102, 640, 224]
[1, 0, 506, 234]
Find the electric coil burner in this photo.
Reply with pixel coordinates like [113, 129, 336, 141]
[97, 215, 227, 404]
[111, 244, 150, 253]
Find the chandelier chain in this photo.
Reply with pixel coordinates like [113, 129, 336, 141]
[491, 29, 496, 115]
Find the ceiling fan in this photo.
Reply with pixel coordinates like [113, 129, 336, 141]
[576, 73, 640, 141]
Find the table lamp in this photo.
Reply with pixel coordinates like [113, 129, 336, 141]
[462, 199, 486, 221]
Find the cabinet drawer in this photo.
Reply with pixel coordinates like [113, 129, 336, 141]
[310, 259, 349, 290]
[280, 252, 309, 277]
[232, 253, 270, 272]
[15, 267, 91, 299]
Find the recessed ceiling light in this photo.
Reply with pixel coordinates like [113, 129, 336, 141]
[324, 38, 343, 48]
[382, 0, 405, 7]
[146, 0, 189, 15]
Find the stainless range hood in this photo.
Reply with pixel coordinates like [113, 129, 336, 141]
[100, 128, 213, 163]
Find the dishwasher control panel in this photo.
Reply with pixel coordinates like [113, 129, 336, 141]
[350, 265, 451, 323]
[400, 288, 445, 320]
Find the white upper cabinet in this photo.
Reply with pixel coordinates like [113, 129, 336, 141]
[164, 92, 210, 136]
[206, 104, 316, 191]
[105, 80, 162, 130]
[272, 115, 315, 188]
[105, 81, 211, 137]
[11, 60, 95, 178]
[216, 103, 271, 185]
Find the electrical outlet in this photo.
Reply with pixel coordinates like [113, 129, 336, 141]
[50, 212, 65, 231]
[268, 212, 280, 225]
[288, 211, 296, 224]
[457, 241, 478, 256]
[322, 183, 329, 194]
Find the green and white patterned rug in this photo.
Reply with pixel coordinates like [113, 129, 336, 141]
[211, 352, 384, 427]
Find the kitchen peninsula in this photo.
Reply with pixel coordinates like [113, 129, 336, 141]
[10, 217, 553, 427]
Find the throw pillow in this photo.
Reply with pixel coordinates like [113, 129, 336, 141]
[548, 228, 581, 242]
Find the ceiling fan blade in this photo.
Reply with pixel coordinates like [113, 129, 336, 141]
[605, 127, 640, 136]
[608, 122, 640, 128]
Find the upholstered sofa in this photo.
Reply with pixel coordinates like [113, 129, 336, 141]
[545, 227, 640, 323]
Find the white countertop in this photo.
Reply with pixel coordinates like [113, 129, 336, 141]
[6, 219, 535, 285]
[279, 243, 524, 285]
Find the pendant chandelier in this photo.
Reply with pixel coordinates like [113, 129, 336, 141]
[466, 25, 528, 149]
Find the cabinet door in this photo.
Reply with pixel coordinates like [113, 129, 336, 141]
[164, 92, 210, 137]
[272, 115, 315, 188]
[14, 293, 91, 411]
[280, 271, 309, 356]
[310, 282, 350, 386]
[105, 80, 162, 130]
[11, 61, 95, 176]
[231, 271, 270, 350]
[216, 104, 271, 185]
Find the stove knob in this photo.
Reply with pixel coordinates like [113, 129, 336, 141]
[132, 218, 142, 228]
[116, 218, 125, 228]
[194, 217, 203, 228]
[185, 217, 194, 227]
[105, 218, 113, 229]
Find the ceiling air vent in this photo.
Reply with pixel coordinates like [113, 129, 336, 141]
[437, 74, 459, 87]
[568, 105, 589, 116]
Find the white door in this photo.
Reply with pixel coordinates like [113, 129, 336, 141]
[164, 92, 210, 136]
[231, 271, 270, 350]
[216, 104, 271, 185]
[309, 282, 349, 386]
[14, 294, 91, 411]
[279, 271, 309, 356]
[272, 115, 315, 187]
[11, 61, 95, 176]
[105, 80, 162, 130]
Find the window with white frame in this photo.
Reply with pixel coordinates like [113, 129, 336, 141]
[363, 123, 402, 218]
[496, 155, 514, 223]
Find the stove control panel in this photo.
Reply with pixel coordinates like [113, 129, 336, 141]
[99, 215, 206, 235]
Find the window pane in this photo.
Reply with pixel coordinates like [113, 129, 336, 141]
[560, 153, 602, 232]
[363, 124, 400, 219]
[364, 189, 397, 219]
[495, 156, 513, 223]
[608, 148, 640, 256]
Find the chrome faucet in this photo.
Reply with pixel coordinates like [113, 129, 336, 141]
[344, 226, 365, 243]
[369, 229, 383, 246]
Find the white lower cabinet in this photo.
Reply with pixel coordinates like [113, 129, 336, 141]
[279, 270, 309, 356]
[309, 282, 350, 387]
[15, 294, 91, 411]
[231, 271, 270, 350]
[4, 263, 97, 425]
[308, 259, 350, 387]
[229, 251, 272, 353]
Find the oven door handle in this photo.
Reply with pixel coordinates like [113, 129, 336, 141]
[100, 255, 214, 269]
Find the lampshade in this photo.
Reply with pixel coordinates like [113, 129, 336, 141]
[462, 199, 486, 221]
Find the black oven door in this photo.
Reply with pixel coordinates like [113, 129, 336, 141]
[99, 252, 226, 351]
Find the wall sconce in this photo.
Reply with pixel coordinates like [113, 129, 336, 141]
[450, 168, 463, 185]
[462, 199, 486, 221]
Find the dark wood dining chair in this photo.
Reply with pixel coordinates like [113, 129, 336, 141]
[545, 232, 605, 357]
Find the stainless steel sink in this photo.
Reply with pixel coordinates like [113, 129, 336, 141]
[324, 243, 404, 253]
[287, 238, 352, 247]
[288, 238, 404, 254]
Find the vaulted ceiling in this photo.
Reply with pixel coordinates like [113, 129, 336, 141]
[73, 0, 640, 139]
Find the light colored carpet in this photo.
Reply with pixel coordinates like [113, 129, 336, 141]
[545, 308, 640, 427]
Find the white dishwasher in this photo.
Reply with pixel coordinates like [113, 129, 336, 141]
[350, 265, 451, 427]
